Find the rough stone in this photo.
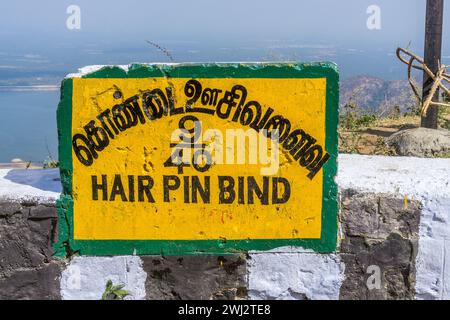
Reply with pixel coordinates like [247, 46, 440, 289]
[340, 190, 421, 240]
[0, 261, 62, 300]
[28, 204, 58, 220]
[0, 200, 61, 299]
[339, 192, 421, 300]
[386, 127, 450, 157]
[0, 202, 22, 218]
[141, 255, 247, 300]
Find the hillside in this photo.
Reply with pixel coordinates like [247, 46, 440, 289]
[340, 75, 419, 116]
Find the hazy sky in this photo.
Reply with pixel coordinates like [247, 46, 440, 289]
[0, 0, 448, 162]
[0, 0, 448, 81]
[0, 0, 447, 50]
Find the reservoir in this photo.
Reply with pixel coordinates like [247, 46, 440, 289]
[0, 89, 59, 163]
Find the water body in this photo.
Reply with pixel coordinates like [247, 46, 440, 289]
[0, 90, 59, 162]
[0, 44, 448, 163]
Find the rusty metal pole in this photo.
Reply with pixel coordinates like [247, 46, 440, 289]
[421, 0, 444, 129]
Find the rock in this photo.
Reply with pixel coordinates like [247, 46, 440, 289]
[0, 200, 62, 299]
[340, 192, 421, 240]
[0, 201, 58, 279]
[28, 205, 58, 220]
[386, 127, 450, 157]
[339, 192, 421, 300]
[141, 255, 247, 300]
[0, 202, 22, 218]
[0, 262, 62, 300]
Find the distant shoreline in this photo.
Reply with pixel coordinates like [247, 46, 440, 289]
[0, 162, 43, 169]
[0, 85, 59, 92]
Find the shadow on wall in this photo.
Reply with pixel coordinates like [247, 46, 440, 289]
[4, 169, 61, 193]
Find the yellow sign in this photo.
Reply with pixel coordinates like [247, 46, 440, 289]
[56, 63, 339, 255]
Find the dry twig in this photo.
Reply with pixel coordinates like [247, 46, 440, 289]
[396, 47, 450, 116]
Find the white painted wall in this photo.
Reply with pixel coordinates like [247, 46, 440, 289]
[60, 256, 147, 300]
[0, 168, 60, 203]
[248, 247, 344, 300]
[337, 154, 450, 299]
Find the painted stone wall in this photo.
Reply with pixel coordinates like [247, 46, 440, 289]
[247, 191, 421, 300]
[339, 191, 420, 299]
[0, 201, 62, 299]
[0, 169, 61, 299]
[0, 154, 449, 300]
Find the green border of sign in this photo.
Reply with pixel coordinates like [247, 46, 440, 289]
[54, 62, 339, 257]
